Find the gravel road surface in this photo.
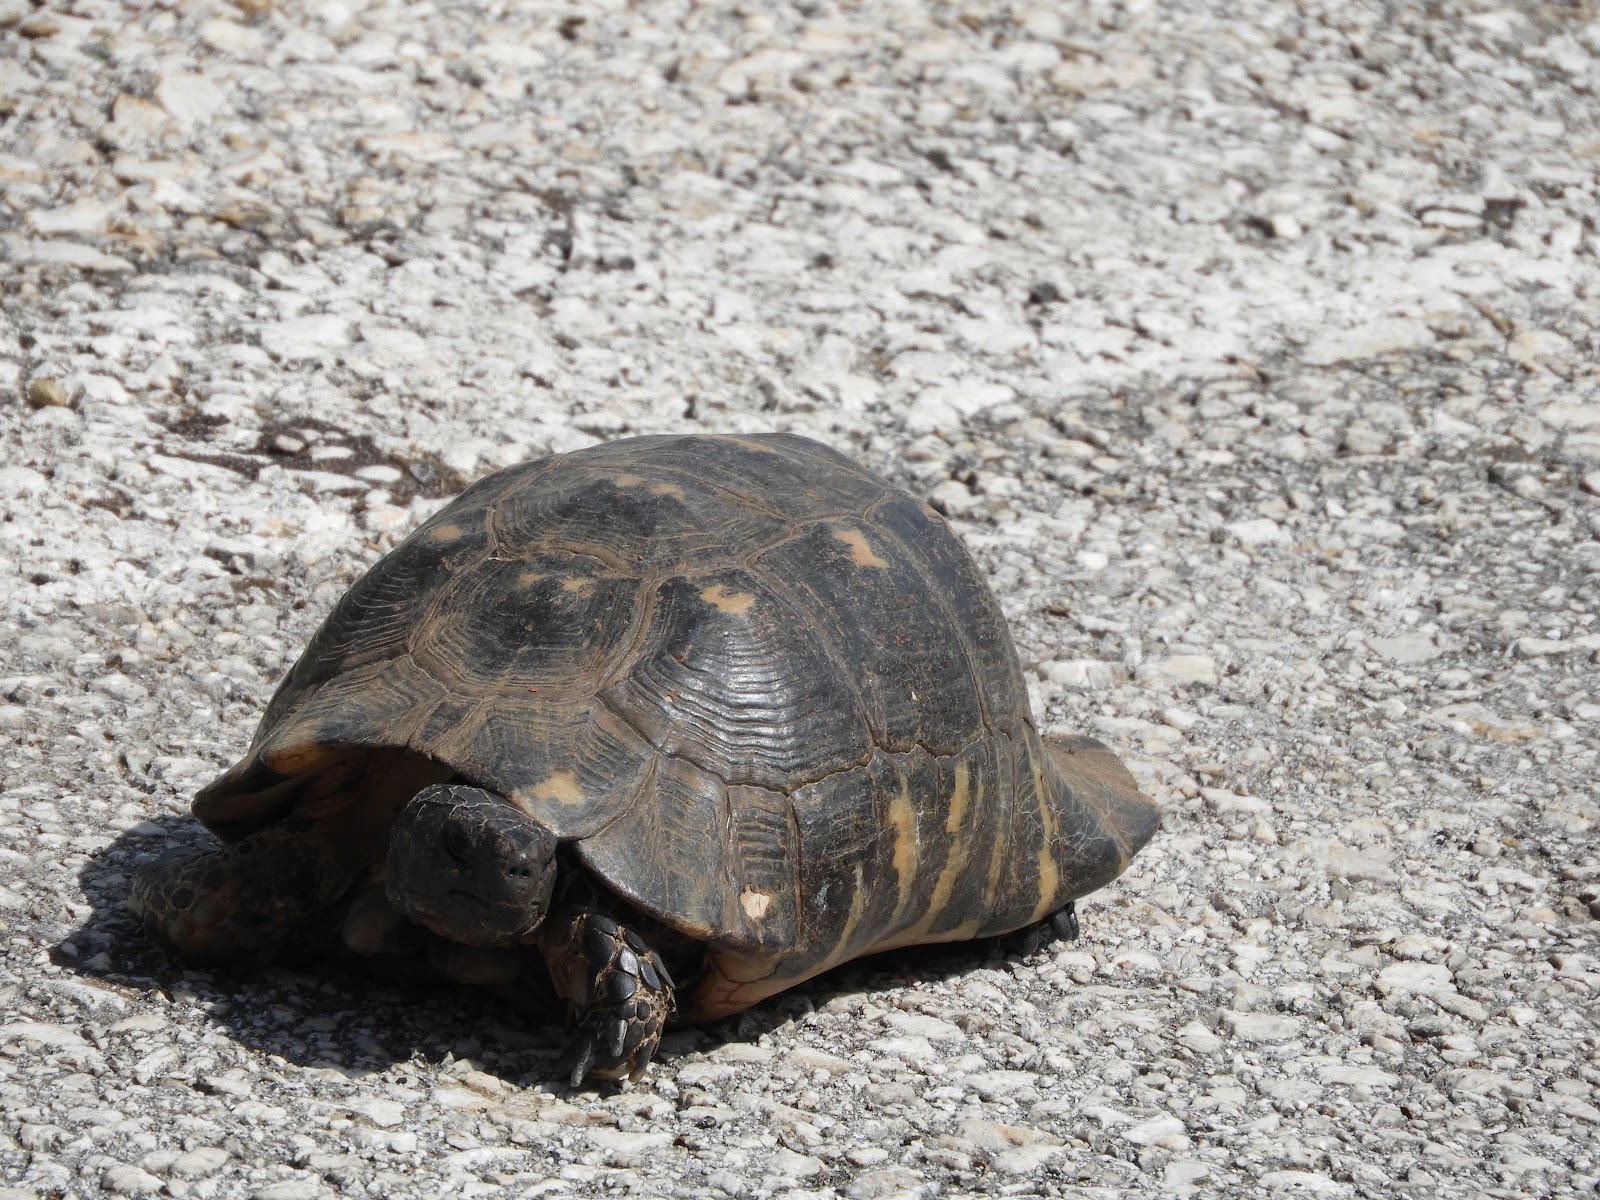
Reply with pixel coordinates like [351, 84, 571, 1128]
[3, 0, 1598, 1196]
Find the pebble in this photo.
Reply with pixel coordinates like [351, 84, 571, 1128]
[1220, 1010, 1303, 1043]
[845, 1167, 936, 1199]
[251, 1180, 323, 1200]
[26, 378, 71, 409]
[1374, 962, 1456, 999]
[102, 1166, 164, 1196]
[1136, 656, 1220, 687]
[170, 1148, 230, 1180]
[1123, 1114, 1190, 1149]
[881, 1011, 965, 1043]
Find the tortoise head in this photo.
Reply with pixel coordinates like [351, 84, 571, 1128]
[386, 783, 558, 947]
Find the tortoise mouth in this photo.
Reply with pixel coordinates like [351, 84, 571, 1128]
[387, 881, 547, 945]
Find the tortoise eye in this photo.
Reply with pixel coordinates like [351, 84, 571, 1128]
[444, 825, 473, 864]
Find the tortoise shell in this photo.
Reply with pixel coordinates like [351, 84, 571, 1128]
[194, 433, 1158, 1017]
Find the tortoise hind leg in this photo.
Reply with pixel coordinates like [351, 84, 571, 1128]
[1050, 900, 1080, 943]
[984, 901, 1080, 960]
[129, 819, 361, 964]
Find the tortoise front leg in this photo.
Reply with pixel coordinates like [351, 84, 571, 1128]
[538, 905, 676, 1086]
[129, 819, 360, 964]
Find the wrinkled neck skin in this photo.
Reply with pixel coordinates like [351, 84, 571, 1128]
[385, 782, 559, 947]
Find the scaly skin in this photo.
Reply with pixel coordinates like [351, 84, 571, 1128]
[128, 819, 363, 963]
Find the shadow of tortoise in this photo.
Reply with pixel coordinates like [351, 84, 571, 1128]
[58, 819, 1074, 1091]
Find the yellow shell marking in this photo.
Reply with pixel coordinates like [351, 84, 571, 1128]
[739, 887, 772, 921]
[833, 527, 887, 569]
[531, 770, 585, 806]
[516, 570, 545, 588]
[648, 482, 686, 500]
[699, 583, 756, 615]
[561, 576, 595, 596]
[888, 774, 918, 917]
[1029, 744, 1061, 922]
[909, 761, 976, 939]
[613, 473, 644, 486]
[825, 863, 868, 965]
[980, 754, 1012, 912]
[425, 522, 467, 542]
[944, 760, 971, 835]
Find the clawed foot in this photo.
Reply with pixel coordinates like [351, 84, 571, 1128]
[553, 913, 675, 1086]
[986, 901, 1081, 960]
[1050, 901, 1080, 943]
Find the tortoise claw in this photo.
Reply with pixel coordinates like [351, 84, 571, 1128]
[557, 1038, 597, 1089]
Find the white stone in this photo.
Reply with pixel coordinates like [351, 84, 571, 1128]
[1368, 635, 1441, 663]
[26, 199, 112, 236]
[102, 1166, 164, 1196]
[1507, 329, 1573, 369]
[0, 1022, 89, 1049]
[1259, 1170, 1350, 1194]
[154, 71, 227, 130]
[259, 316, 355, 360]
[903, 392, 962, 436]
[963, 1069, 1038, 1099]
[882, 1010, 965, 1043]
[1136, 655, 1219, 686]
[1122, 1114, 1190, 1148]
[1292, 839, 1396, 883]
[1540, 403, 1600, 429]
[348, 1097, 406, 1127]
[1228, 517, 1287, 545]
[0, 466, 48, 497]
[1220, 1010, 1303, 1043]
[251, 1181, 322, 1200]
[1045, 659, 1117, 689]
[1303, 319, 1433, 365]
[765, 1148, 824, 1180]
[1375, 962, 1455, 998]
[170, 1147, 230, 1179]
[1176, 1021, 1223, 1053]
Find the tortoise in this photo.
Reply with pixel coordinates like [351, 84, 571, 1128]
[131, 432, 1159, 1083]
